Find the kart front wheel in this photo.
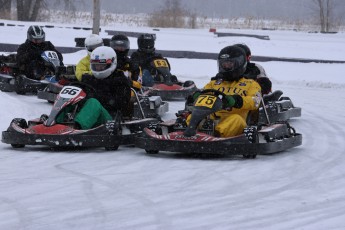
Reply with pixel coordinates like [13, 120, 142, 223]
[105, 145, 119, 151]
[11, 144, 25, 148]
[146, 149, 159, 154]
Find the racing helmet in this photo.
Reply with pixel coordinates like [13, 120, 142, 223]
[27, 25, 45, 44]
[217, 45, 247, 81]
[90, 46, 117, 79]
[85, 34, 104, 55]
[137, 33, 155, 53]
[110, 34, 130, 57]
[234, 43, 251, 61]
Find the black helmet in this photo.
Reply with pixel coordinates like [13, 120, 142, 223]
[137, 33, 155, 53]
[234, 43, 251, 61]
[27, 25, 45, 44]
[217, 45, 247, 81]
[110, 34, 130, 57]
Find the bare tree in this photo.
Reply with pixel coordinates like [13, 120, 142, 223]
[312, 0, 335, 32]
[148, 0, 196, 28]
[15, 0, 79, 22]
[17, 0, 46, 21]
[0, 0, 12, 19]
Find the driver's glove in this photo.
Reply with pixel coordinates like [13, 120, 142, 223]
[192, 91, 201, 101]
[225, 95, 243, 108]
[225, 95, 236, 107]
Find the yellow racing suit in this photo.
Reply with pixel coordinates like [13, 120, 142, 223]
[191, 77, 262, 137]
[75, 55, 91, 81]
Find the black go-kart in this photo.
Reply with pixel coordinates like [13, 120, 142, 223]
[141, 58, 198, 100]
[0, 51, 65, 95]
[135, 89, 302, 158]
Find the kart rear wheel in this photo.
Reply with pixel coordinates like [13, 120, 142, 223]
[105, 145, 119, 151]
[243, 126, 258, 159]
[183, 80, 195, 87]
[146, 149, 159, 154]
[243, 154, 257, 159]
[11, 144, 25, 148]
[15, 88, 26, 95]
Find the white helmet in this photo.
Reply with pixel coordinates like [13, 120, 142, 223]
[84, 34, 104, 55]
[90, 46, 117, 79]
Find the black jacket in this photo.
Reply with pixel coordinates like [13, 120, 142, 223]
[130, 50, 170, 75]
[81, 70, 131, 114]
[243, 62, 261, 80]
[16, 39, 63, 79]
[117, 55, 140, 81]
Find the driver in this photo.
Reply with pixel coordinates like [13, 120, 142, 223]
[75, 33, 104, 81]
[130, 33, 176, 86]
[17, 25, 63, 80]
[56, 46, 131, 130]
[188, 45, 262, 137]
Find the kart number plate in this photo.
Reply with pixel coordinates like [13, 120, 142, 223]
[195, 95, 217, 108]
[42, 51, 59, 61]
[59, 86, 82, 98]
[153, 59, 169, 68]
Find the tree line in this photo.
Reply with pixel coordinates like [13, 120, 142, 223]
[0, 0, 342, 32]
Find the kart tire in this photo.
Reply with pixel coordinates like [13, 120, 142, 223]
[243, 154, 257, 159]
[15, 88, 26, 95]
[183, 80, 195, 87]
[8, 118, 27, 148]
[10, 118, 28, 129]
[146, 149, 159, 154]
[14, 75, 26, 95]
[105, 145, 119, 151]
[11, 144, 25, 148]
[243, 126, 258, 159]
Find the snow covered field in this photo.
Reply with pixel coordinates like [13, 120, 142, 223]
[1, 20, 345, 230]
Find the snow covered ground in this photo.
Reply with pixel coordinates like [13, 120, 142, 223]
[1, 20, 345, 230]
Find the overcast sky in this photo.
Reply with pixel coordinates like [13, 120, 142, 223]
[59, 0, 345, 21]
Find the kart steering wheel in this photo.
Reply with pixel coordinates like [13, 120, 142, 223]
[196, 89, 229, 108]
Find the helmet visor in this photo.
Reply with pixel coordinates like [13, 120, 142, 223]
[91, 59, 112, 71]
[218, 55, 244, 72]
[31, 38, 44, 44]
[110, 40, 129, 52]
[86, 42, 103, 53]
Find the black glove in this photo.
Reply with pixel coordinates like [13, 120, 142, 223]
[80, 74, 93, 82]
[224, 95, 243, 109]
[186, 90, 201, 105]
[33, 49, 43, 60]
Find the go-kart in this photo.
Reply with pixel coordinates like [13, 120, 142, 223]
[183, 89, 301, 123]
[0, 51, 64, 95]
[134, 89, 302, 158]
[141, 58, 198, 100]
[2, 82, 160, 150]
[37, 67, 169, 119]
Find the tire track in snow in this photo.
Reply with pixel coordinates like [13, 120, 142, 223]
[55, 160, 173, 230]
